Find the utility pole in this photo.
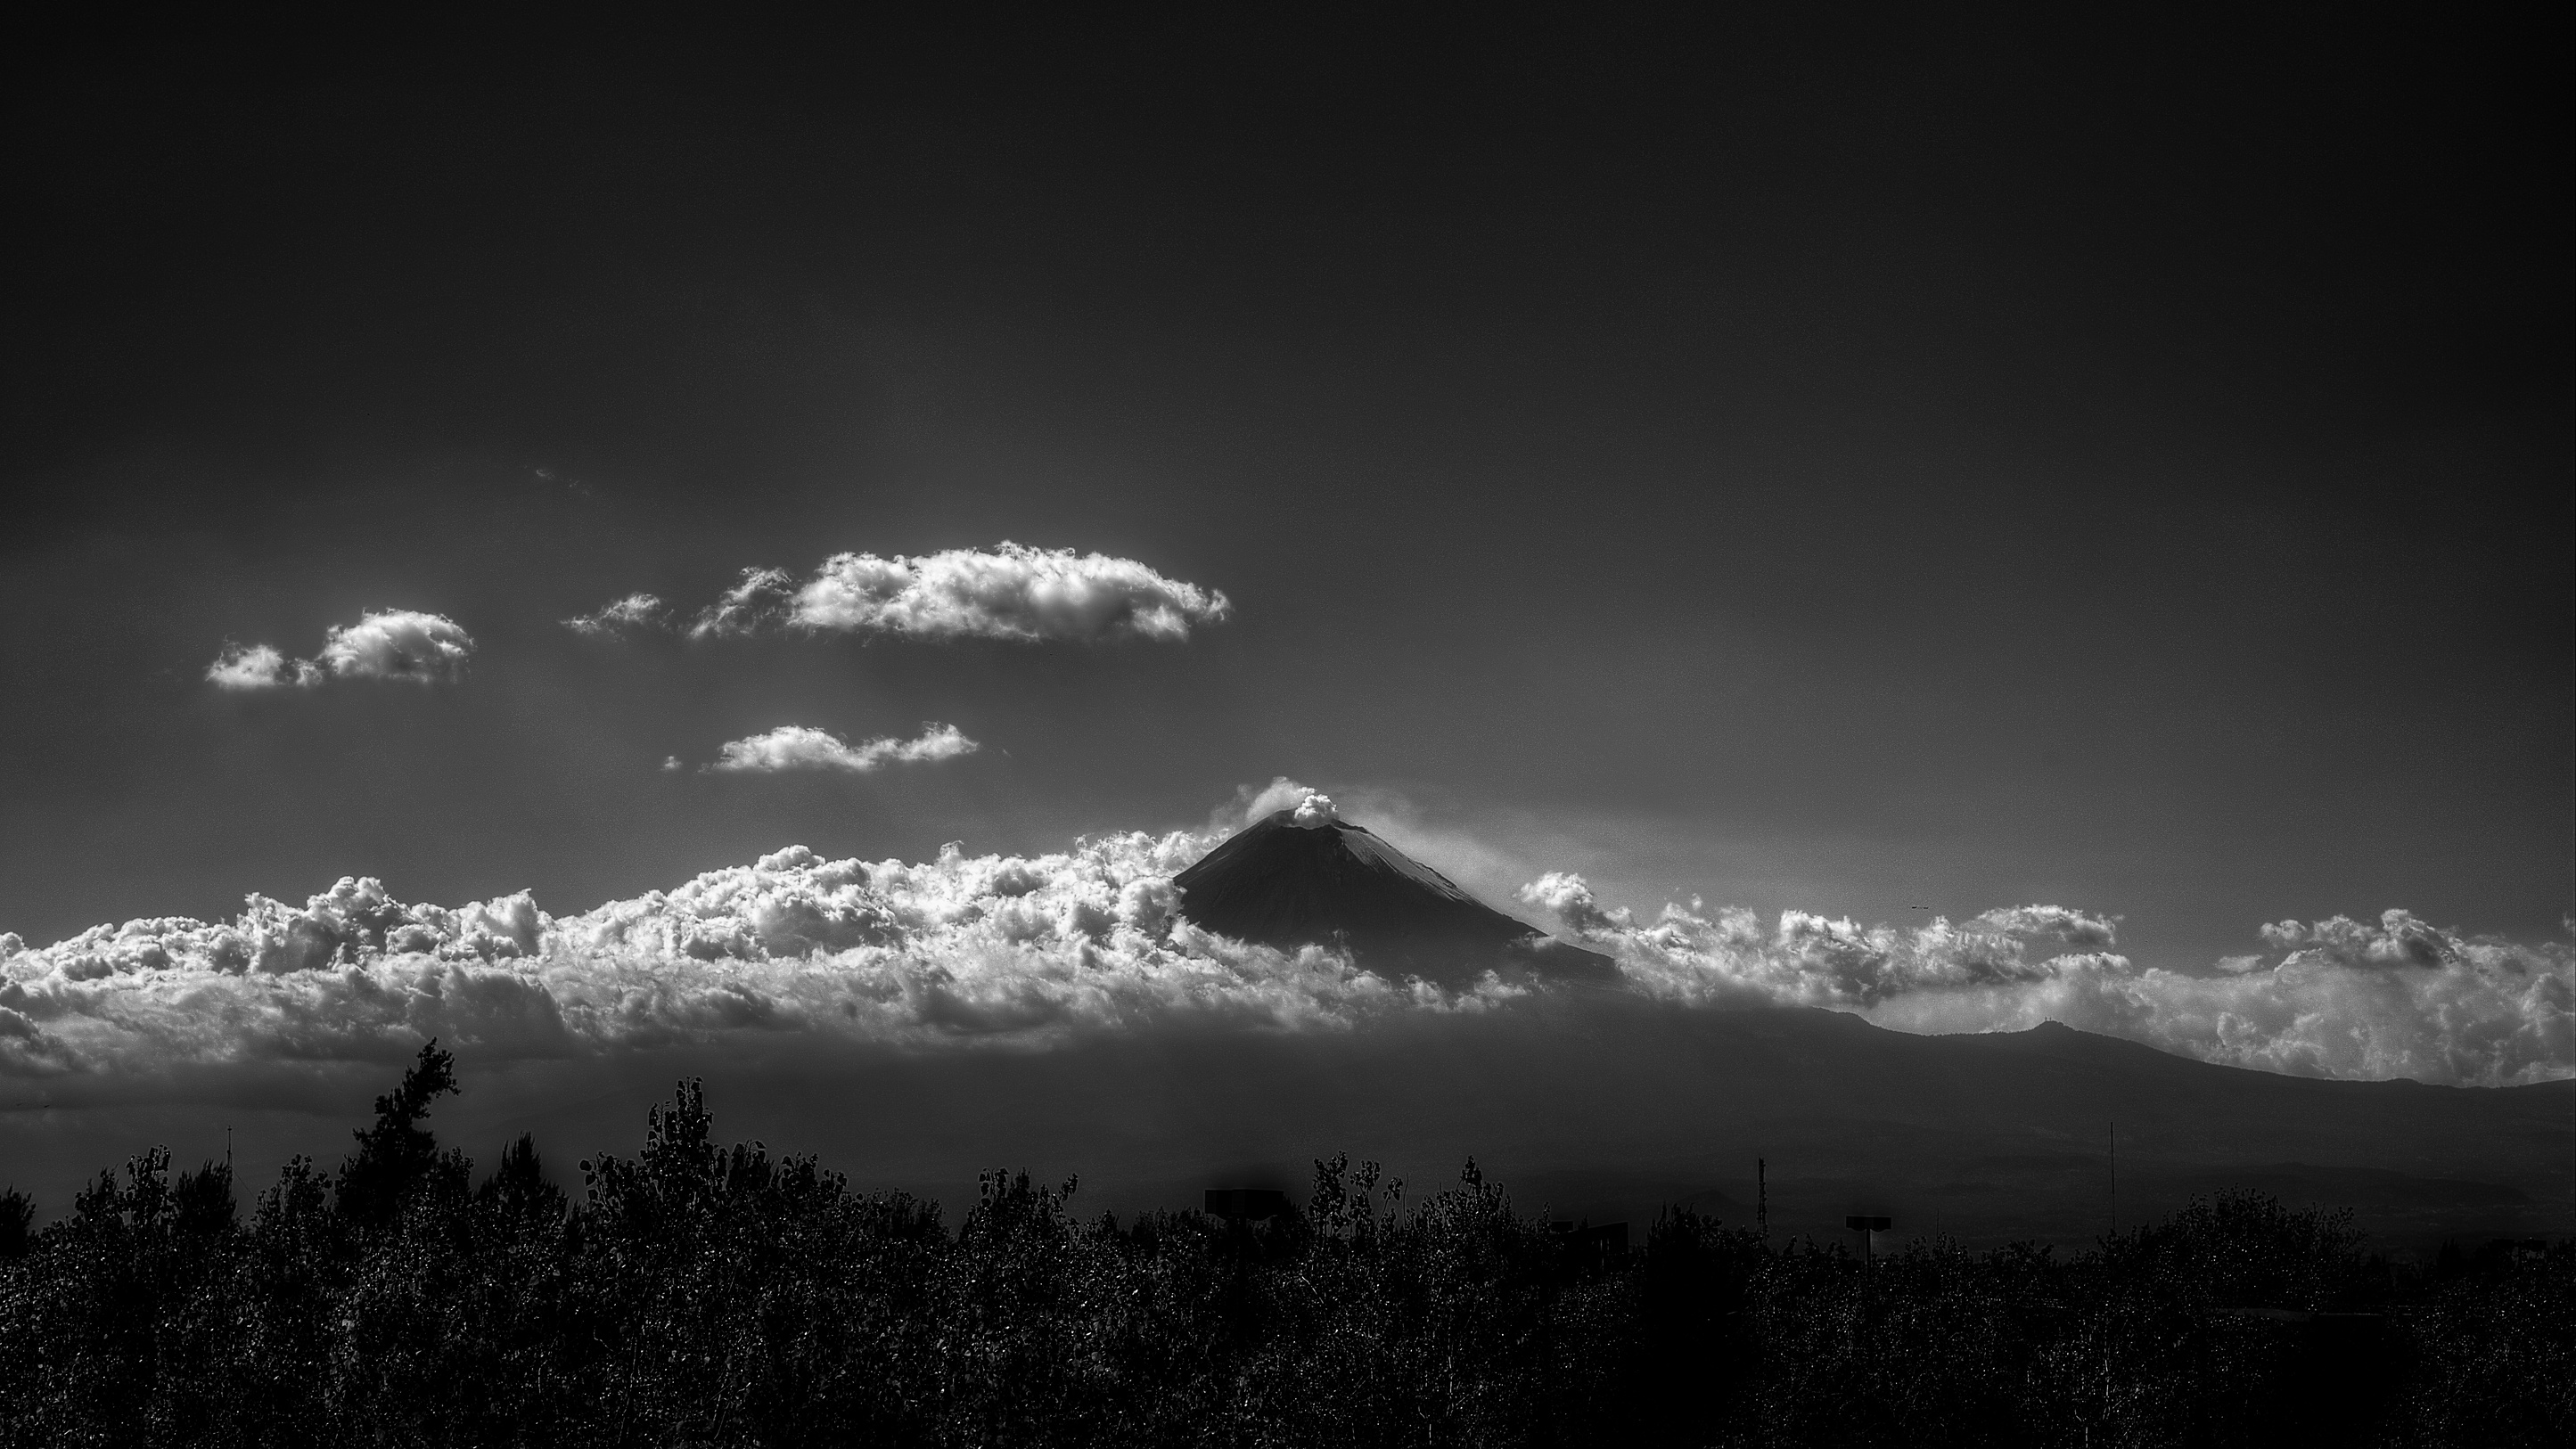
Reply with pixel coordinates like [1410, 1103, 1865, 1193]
[1757, 1158, 1768, 1241]
[2110, 1120, 2118, 1237]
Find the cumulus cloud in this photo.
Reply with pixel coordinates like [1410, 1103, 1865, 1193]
[562, 594, 669, 638]
[0, 823, 1520, 1077]
[793, 543, 1229, 643]
[1971, 905, 2120, 949]
[574, 544, 1230, 647]
[1524, 876, 2570, 1087]
[3, 798, 2564, 1087]
[203, 610, 474, 690]
[312, 610, 475, 683]
[1292, 791, 1339, 828]
[205, 643, 314, 691]
[1846, 927, 2572, 1088]
[1516, 877, 2093, 1006]
[705, 724, 980, 774]
[1517, 872, 1627, 937]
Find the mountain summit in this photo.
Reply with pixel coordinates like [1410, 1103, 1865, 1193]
[1172, 805, 1617, 986]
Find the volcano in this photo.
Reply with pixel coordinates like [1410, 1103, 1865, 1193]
[1172, 807, 1617, 986]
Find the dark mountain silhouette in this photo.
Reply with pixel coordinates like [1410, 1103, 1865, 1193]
[1173, 808, 1616, 985]
[4, 1003, 2564, 1256]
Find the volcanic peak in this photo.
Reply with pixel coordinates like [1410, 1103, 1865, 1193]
[1172, 809, 1615, 986]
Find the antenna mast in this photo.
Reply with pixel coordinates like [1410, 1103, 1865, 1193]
[1757, 1158, 1768, 1240]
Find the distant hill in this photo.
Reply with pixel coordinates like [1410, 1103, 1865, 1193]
[649, 999, 2564, 1253]
[1172, 809, 1616, 985]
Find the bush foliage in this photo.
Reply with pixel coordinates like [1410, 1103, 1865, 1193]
[1, 1043, 2567, 1446]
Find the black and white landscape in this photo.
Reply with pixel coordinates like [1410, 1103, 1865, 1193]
[4, 8, 2568, 1445]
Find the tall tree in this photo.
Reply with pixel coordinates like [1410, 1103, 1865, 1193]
[336, 1039, 461, 1226]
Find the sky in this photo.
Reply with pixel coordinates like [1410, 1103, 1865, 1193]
[2, 10, 2569, 1188]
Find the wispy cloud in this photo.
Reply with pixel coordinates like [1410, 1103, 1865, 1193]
[704, 724, 979, 774]
[570, 544, 1231, 646]
[687, 569, 797, 641]
[204, 610, 475, 690]
[562, 594, 669, 639]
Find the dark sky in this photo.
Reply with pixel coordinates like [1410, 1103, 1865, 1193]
[4, 5, 2568, 970]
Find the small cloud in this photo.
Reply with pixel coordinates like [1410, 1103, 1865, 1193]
[205, 643, 315, 691]
[587, 546, 1229, 647]
[312, 610, 474, 684]
[705, 723, 980, 774]
[1516, 872, 1628, 936]
[563, 594, 669, 639]
[204, 610, 473, 691]
[661, 757, 684, 772]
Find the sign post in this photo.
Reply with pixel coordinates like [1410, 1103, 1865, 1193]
[1844, 1215, 1892, 1338]
[1844, 1215, 1891, 1266]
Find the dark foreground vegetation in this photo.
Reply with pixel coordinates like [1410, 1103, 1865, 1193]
[2, 1045, 2568, 1447]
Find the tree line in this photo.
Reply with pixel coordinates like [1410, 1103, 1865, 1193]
[1, 1041, 2566, 1445]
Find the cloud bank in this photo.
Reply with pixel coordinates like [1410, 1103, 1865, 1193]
[206, 610, 475, 690]
[1517, 875, 2570, 1087]
[573, 544, 1230, 645]
[705, 724, 979, 774]
[1, 788, 2564, 1086]
[0, 829, 1496, 1078]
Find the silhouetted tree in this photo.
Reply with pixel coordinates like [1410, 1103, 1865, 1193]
[335, 1038, 463, 1226]
[173, 1158, 235, 1237]
[4, 1056, 2567, 1446]
[0, 1187, 30, 1259]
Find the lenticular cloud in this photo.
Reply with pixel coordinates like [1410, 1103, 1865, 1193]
[0, 808, 2564, 1085]
[205, 610, 475, 690]
[793, 544, 1229, 643]
[573, 544, 1231, 645]
[705, 724, 979, 774]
